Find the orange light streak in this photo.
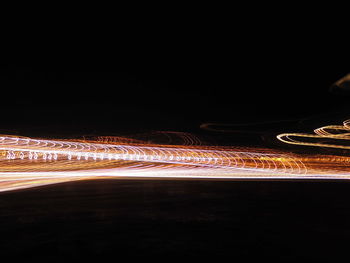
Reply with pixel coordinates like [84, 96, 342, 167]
[0, 122, 350, 193]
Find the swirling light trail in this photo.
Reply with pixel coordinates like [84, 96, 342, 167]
[277, 119, 350, 149]
[0, 122, 350, 192]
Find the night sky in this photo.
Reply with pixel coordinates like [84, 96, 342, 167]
[2, 42, 349, 134]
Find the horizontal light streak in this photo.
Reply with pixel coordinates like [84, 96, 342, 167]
[0, 121, 349, 193]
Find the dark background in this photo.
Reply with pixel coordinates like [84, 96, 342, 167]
[2, 25, 350, 136]
[1, 15, 350, 261]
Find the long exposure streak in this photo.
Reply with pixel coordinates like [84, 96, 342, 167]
[1, 120, 350, 192]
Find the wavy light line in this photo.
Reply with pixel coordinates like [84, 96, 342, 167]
[277, 119, 350, 149]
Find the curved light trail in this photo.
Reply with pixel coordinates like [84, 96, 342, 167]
[0, 122, 350, 192]
[277, 119, 350, 149]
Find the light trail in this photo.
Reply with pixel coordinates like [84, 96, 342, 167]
[0, 122, 350, 192]
[277, 119, 350, 149]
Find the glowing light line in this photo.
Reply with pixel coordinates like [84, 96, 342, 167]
[0, 122, 349, 192]
[277, 119, 350, 150]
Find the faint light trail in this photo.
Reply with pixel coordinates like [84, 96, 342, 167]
[0, 122, 350, 192]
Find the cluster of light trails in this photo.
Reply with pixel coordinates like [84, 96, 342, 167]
[0, 122, 350, 192]
[277, 119, 350, 149]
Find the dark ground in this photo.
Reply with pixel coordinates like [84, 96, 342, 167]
[2, 14, 350, 261]
[2, 179, 350, 261]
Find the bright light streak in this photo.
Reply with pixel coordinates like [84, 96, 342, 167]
[0, 123, 350, 193]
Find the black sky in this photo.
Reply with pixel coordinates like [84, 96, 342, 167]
[2, 18, 350, 137]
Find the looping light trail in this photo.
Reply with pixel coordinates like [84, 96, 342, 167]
[277, 119, 350, 149]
